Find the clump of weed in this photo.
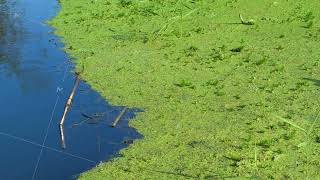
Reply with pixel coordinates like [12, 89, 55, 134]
[299, 11, 314, 28]
[256, 139, 274, 148]
[254, 57, 267, 66]
[224, 152, 242, 162]
[302, 21, 313, 29]
[301, 11, 314, 23]
[119, 0, 132, 7]
[205, 79, 219, 86]
[208, 47, 225, 61]
[175, 79, 195, 89]
[184, 45, 199, 57]
[214, 91, 225, 96]
[132, 4, 158, 16]
[270, 65, 285, 73]
[273, 114, 319, 173]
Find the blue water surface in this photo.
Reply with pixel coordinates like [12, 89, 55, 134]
[0, 0, 141, 179]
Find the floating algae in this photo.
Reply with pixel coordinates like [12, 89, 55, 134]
[51, 0, 320, 179]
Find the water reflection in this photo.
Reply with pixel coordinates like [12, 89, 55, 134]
[0, 0, 53, 93]
[0, 0, 21, 70]
[0, 0, 21, 43]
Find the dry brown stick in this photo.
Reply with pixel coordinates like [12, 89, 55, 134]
[59, 125, 66, 149]
[110, 107, 128, 127]
[59, 74, 81, 126]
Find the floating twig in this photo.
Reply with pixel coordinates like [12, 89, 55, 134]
[110, 107, 128, 127]
[239, 14, 255, 25]
[59, 125, 66, 149]
[71, 119, 87, 128]
[81, 112, 94, 120]
[239, 14, 245, 23]
[59, 73, 81, 126]
[71, 111, 107, 128]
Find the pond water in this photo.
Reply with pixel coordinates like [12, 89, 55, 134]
[0, 0, 141, 179]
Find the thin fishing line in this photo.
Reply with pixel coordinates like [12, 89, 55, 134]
[32, 63, 70, 180]
[62, 63, 69, 82]
[0, 132, 41, 148]
[45, 146, 95, 164]
[0, 131, 95, 163]
[32, 94, 60, 180]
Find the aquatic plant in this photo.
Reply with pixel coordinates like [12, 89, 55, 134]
[51, 0, 320, 178]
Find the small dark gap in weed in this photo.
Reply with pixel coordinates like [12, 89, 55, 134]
[187, 140, 213, 149]
[230, 46, 244, 53]
[275, 45, 284, 51]
[282, 133, 294, 140]
[119, 0, 132, 8]
[256, 129, 265, 134]
[233, 95, 240, 100]
[303, 78, 320, 86]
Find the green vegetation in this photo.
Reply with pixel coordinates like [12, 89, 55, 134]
[51, 0, 320, 179]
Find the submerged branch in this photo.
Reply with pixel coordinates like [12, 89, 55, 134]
[111, 107, 128, 127]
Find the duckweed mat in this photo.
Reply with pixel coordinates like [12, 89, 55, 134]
[51, 0, 320, 179]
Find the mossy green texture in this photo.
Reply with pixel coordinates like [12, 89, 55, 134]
[51, 0, 320, 179]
